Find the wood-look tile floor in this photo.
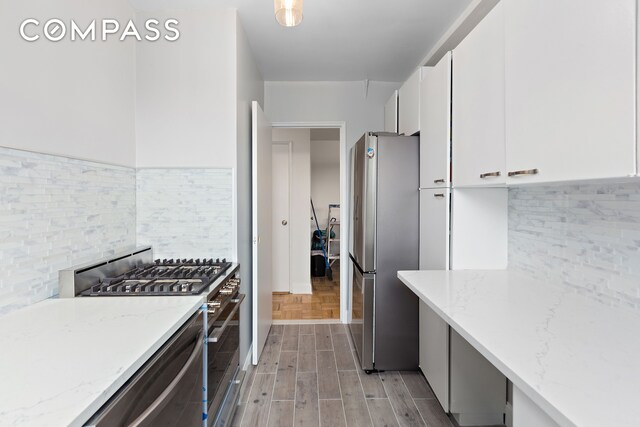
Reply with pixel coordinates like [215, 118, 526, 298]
[272, 274, 340, 320]
[232, 324, 455, 427]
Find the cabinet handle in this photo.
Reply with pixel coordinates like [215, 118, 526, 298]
[508, 168, 539, 177]
[479, 171, 501, 179]
[434, 193, 446, 198]
[434, 179, 446, 184]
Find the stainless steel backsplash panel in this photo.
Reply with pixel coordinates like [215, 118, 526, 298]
[58, 247, 153, 298]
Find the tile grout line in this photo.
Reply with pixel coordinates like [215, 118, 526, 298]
[398, 372, 429, 426]
[330, 327, 350, 427]
[357, 371, 376, 426]
[347, 333, 376, 427]
[314, 325, 321, 427]
[237, 353, 259, 426]
[293, 325, 300, 426]
[379, 372, 404, 427]
[264, 327, 285, 426]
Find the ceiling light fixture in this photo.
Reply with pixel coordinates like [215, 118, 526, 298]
[274, 0, 303, 27]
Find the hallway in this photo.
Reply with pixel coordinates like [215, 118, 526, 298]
[232, 323, 453, 427]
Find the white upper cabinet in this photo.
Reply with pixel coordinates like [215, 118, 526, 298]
[420, 52, 452, 189]
[504, 0, 636, 184]
[398, 68, 421, 136]
[384, 90, 398, 133]
[452, 2, 505, 187]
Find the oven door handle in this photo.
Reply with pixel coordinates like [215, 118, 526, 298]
[209, 293, 245, 343]
[127, 330, 204, 427]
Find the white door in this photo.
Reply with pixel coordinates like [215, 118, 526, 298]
[252, 101, 273, 365]
[272, 143, 290, 293]
[452, 2, 505, 187]
[504, 0, 636, 184]
[420, 52, 452, 189]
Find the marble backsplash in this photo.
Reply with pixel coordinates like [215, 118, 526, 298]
[509, 182, 640, 309]
[136, 168, 233, 261]
[0, 148, 136, 316]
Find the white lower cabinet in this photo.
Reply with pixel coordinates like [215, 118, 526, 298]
[419, 302, 449, 411]
[513, 386, 560, 427]
[449, 329, 507, 426]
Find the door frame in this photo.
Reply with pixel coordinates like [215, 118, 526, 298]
[272, 121, 348, 324]
[271, 141, 293, 293]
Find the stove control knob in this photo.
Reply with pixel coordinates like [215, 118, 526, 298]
[216, 258, 220, 263]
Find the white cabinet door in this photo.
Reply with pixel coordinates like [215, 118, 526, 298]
[398, 68, 421, 136]
[419, 189, 450, 270]
[452, 2, 505, 187]
[419, 302, 449, 411]
[420, 53, 452, 189]
[418, 188, 450, 410]
[384, 90, 398, 133]
[504, 0, 636, 184]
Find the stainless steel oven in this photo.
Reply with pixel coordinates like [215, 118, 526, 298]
[85, 290, 244, 427]
[64, 248, 245, 427]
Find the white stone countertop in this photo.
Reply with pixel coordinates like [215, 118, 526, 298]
[0, 295, 204, 427]
[398, 269, 640, 427]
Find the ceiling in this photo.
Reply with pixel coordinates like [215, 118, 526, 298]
[130, 0, 472, 82]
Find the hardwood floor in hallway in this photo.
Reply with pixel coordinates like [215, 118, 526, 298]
[232, 323, 455, 427]
[272, 274, 340, 320]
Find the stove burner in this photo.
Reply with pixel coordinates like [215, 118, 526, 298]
[82, 258, 231, 296]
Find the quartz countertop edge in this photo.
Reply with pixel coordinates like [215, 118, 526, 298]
[0, 296, 205, 427]
[0, 263, 239, 427]
[398, 269, 640, 427]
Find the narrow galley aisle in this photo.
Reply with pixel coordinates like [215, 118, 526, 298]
[231, 324, 453, 427]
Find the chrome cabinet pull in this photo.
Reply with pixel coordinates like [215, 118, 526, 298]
[209, 293, 245, 343]
[129, 331, 205, 427]
[434, 193, 446, 198]
[434, 179, 446, 184]
[508, 168, 539, 177]
[480, 171, 501, 179]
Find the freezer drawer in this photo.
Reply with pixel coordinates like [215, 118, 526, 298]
[349, 258, 375, 371]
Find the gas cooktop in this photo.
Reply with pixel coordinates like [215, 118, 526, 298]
[81, 258, 232, 296]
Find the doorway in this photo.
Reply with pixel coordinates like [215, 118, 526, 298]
[270, 125, 346, 323]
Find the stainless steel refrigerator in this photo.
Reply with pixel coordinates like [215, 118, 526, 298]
[348, 132, 420, 372]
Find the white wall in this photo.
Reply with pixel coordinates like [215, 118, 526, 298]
[265, 81, 400, 147]
[0, 0, 136, 167]
[235, 15, 264, 362]
[135, 7, 237, 168]
[311, 139, 340, 230]
[273, 128, 312, 294]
